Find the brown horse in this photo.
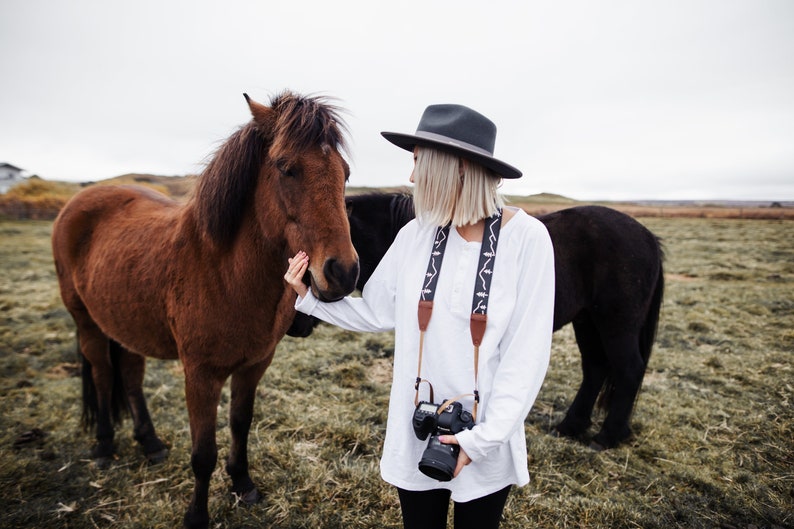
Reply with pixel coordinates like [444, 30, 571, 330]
[51, 92, 359, 529]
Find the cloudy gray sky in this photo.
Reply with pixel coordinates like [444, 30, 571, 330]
[1, 0, 792, 201]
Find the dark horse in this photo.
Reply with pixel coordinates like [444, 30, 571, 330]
[287, 192, 664, 450]
[51, 92, 359, 529]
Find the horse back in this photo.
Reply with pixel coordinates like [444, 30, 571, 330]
[52, 185, 183, 359]
[539, 205, 663, 331]
[53, 184, 180, 253]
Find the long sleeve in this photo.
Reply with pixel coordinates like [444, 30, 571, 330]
[295, 282, 394, 333]
[293, 220, 418, 333]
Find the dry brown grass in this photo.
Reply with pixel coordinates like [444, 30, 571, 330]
[0, 179, 80, 220]
[0, 215, 792, 528]
[0, 175, 195, 220]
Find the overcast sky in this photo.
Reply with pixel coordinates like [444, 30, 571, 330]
[1, 0, 792, 201]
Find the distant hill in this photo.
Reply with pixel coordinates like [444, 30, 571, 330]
[508, 192, 579, 204]
[347, 187, 582, 206]
[1, 174, 791, 221]
[89, 173, 198, 199]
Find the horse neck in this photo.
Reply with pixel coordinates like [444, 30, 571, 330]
[391, 194, 416, 236]
[180, 190, 286, 284]
[236, 196, 287, 264]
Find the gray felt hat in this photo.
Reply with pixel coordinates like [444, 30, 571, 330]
[381, 104, 522, 179]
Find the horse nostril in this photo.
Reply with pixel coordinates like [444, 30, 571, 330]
[323, 258, 359, 295]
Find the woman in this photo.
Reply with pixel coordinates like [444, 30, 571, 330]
[284, 104, 555, 529]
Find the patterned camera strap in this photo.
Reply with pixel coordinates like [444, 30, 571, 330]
[415, 209, 503, 422]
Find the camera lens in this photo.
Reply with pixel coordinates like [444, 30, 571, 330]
[418, 436, 458, 482]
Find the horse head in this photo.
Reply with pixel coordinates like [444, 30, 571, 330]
[247, 92, 359, 301]
[193, 91, 358, 302]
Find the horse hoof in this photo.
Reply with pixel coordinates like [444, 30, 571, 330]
[588, 440, 607, 451]
[146, 448, 170, 465]
[550, 426, 580, 440]
[93, 455, 115, 470]
[183, 509, 209, 529]
[235, 487, 261, 505]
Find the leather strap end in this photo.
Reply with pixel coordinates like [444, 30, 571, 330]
[470, 313, 487, 346]
[418, 300, 434, 331]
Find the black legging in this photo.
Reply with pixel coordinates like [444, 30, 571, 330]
[397, 485, 512, 529]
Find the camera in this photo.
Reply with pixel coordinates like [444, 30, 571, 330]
[412, 400, 475, 481]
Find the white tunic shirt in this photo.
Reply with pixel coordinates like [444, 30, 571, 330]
[295, 207, 555, 502]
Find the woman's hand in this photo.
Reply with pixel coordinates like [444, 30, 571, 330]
[284, 251, 310, 299]
[438, 435, 471, 478]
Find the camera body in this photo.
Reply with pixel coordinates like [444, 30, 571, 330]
[412, 400, 475, 481]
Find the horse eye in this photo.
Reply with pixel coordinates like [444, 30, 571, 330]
[276, 161, 296, 178]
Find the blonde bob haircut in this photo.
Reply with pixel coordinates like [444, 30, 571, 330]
[412, 146, 505, 227]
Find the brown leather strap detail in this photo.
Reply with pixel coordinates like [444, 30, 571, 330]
[471, 315, 485, 418]
[470, 313, 487, 346]
[437, 393, 478, 423]
[436, 394, 472, 414]
[416, 330, 425, 396]
[418, 300, 433, 331]
[414, 378, 435, 407]
[472, 344, 480, 422]
[414, 329, 436, 406]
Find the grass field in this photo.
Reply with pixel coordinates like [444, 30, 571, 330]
[0, 216, 791, 528]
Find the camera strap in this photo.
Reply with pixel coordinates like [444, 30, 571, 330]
[415, 209, 503, 422]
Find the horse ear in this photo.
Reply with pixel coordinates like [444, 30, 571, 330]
[244, 93, 275, 131]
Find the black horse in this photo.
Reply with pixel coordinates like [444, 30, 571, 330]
[288, 192, 664, 449]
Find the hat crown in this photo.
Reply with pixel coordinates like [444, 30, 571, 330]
[416, 104, 496, 155]
[380, 103, 522, 178]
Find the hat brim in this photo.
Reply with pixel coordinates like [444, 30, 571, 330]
[381, 131, 522, 179]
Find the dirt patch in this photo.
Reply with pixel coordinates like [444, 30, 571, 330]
[367, 357, 393, 386]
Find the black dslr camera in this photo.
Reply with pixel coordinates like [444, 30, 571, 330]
[412, 400, 475, 481]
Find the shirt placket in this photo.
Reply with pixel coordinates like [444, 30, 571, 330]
[450, 240, 475, 313]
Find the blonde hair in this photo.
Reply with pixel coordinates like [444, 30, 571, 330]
[412, 147, 504, 227]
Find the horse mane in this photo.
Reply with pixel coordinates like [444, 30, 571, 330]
[194, 91, 349, 245]
[268, 92, 349, 161]
[388, 193, 416, 236]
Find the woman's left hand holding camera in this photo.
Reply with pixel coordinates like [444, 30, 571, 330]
[439, 435, 471, 478]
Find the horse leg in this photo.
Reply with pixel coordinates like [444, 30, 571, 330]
[117, 348, 169, 463]
[591, 334, 646, 450]
[555, 315, 608, 440]
[225, 360, 270, 504]
[75, 319, 119, 466]
[182, 366, 225, 529]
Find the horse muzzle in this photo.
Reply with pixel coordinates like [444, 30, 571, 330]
[312, 257, 360, 302]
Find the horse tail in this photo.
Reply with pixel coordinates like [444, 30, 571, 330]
[640, 243, 665, 369]
[79, 336, 128, 430]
